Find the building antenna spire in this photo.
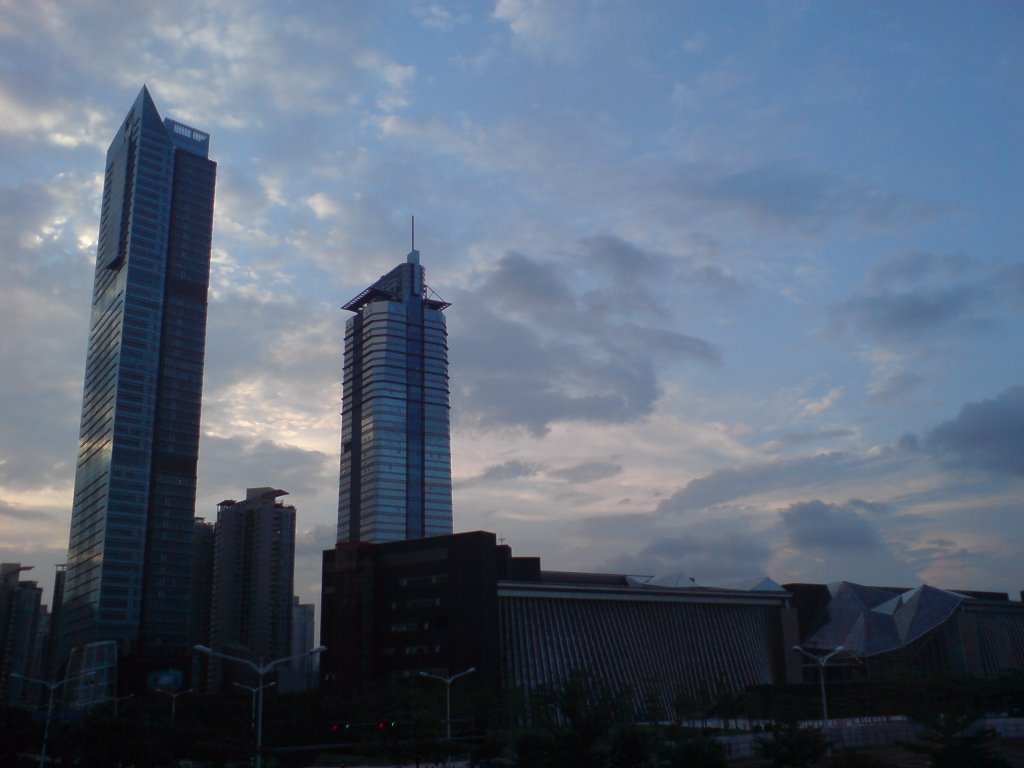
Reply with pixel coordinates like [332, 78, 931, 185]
[411, 215, 415, 251]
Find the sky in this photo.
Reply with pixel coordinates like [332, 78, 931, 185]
[1, 1, 1022, 615]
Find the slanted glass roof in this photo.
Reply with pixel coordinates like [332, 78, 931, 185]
[807, 581, 969, 657]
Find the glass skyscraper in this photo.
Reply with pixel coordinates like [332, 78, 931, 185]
[337, 249, 453, 543]
[59, 87, 216, 682]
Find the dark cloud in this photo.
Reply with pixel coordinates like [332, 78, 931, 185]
[657, 452, 878, 514]
[576, 235, 742, 318]
[831, 254, 1023, 345]
[866, 250, 971, 290]
[669, 161, 933, 233]
[618, 324, 720, 366]
[601, 532, 773, 584]
[832, 286, 985, 342]
[896, 433, 920, 453]
[575, 513, 658, 541]
[577, 235, 664, 283]
[0, 501, 57, 522]
[458, 459, 543, 487]
[197, 437, 334, 510]
[450, 247, 720, 435]
[690, 265, 743, 300]
[926, 387, 1024, 476]
[779, 499, 883, 550]
[478, 251, 576, 319]
[549, 461, 622, 484]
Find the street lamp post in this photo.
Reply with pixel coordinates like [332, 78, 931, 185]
[11, 671, 92, 768]
[156, 688, 192, 720]
[193, 644, 325, 768]
[233, 681, 275, 731]
[418, 667, 476, 741]
[792, 645, 845, 755]
[105, 692, 134, 718]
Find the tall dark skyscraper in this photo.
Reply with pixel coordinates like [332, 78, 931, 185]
[337, 249, 453, 543]
[59, 87, 216, 685]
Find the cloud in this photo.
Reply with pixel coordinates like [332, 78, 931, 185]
[832, 286, 985, 342]
[549, 461, 622, 484]
[797, 387, 843, 418]
[866, 250, 971, 290]
[413, 3, 471, 30]
[602, 531, 774, 584]
[764, 429, 855, 451]
[867, 371, 924, 403]
[667, 161, 934, 234]
[657, 452, 881, 514]
[450, 247, 719, 435]
[831, 252, 1023, 345]
[197, 437, 334, 508]
[458, 459, 543, 487]
[0, 500, 57, 522]
[779, 499, 883, 550]
[577, 235, 741, 318]
[493, 0, 600, 61]
[295, 524, 337, 561]
[926, 387, 1024, 477]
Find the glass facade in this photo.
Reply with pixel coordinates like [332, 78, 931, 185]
[59, 87, 216, 670]
[337, 251, 453, 543]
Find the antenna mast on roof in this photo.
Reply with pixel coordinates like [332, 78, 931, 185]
[411, 215, 415, 251]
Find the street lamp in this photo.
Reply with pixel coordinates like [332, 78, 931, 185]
[193, 644, 325, 768]
[11, 671, 92, 768]
[792, 645, 845, 754]
[156, 687, 192, 720]
[234, 681, 275, 731]
[103, 692, 134, 717]
[418, 667, 476, 741]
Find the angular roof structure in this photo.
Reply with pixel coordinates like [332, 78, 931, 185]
[806, 581, 969, 657]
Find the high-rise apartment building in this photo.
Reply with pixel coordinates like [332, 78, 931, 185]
[337, 249, 453, 543]
[208, 488, 296, 690]
[0, 564, 46, 707]
[59, 87, 216, 687]
[189, 517, 215, 690]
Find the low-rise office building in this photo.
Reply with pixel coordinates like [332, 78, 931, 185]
[321, 531, 800, 716]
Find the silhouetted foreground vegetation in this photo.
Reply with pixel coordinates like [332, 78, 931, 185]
[3, 671, 1023, 766]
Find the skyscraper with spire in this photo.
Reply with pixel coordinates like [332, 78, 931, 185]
[59, 87, 216, 688]
[337, 248, 453, 543]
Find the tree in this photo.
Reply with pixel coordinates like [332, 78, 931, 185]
[756, 721, 828, 768]
[0, 705, 36, 766]
[902, 709, 1011, 768]
[898, 678, 1012, 768]
[520, 671, 632, 768]
[662, 731, 727, 768]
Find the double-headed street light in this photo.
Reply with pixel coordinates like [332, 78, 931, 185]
[11, 671, 92, 768]
[792, 645, 845, 754]
[193, 644, 325, 768]
[156, 687, 192, 720]
[419, 667, 476, 741]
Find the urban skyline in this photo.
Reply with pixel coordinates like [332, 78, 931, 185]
[1, 3, 1022, 620]
[59, 86, 216, 679]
